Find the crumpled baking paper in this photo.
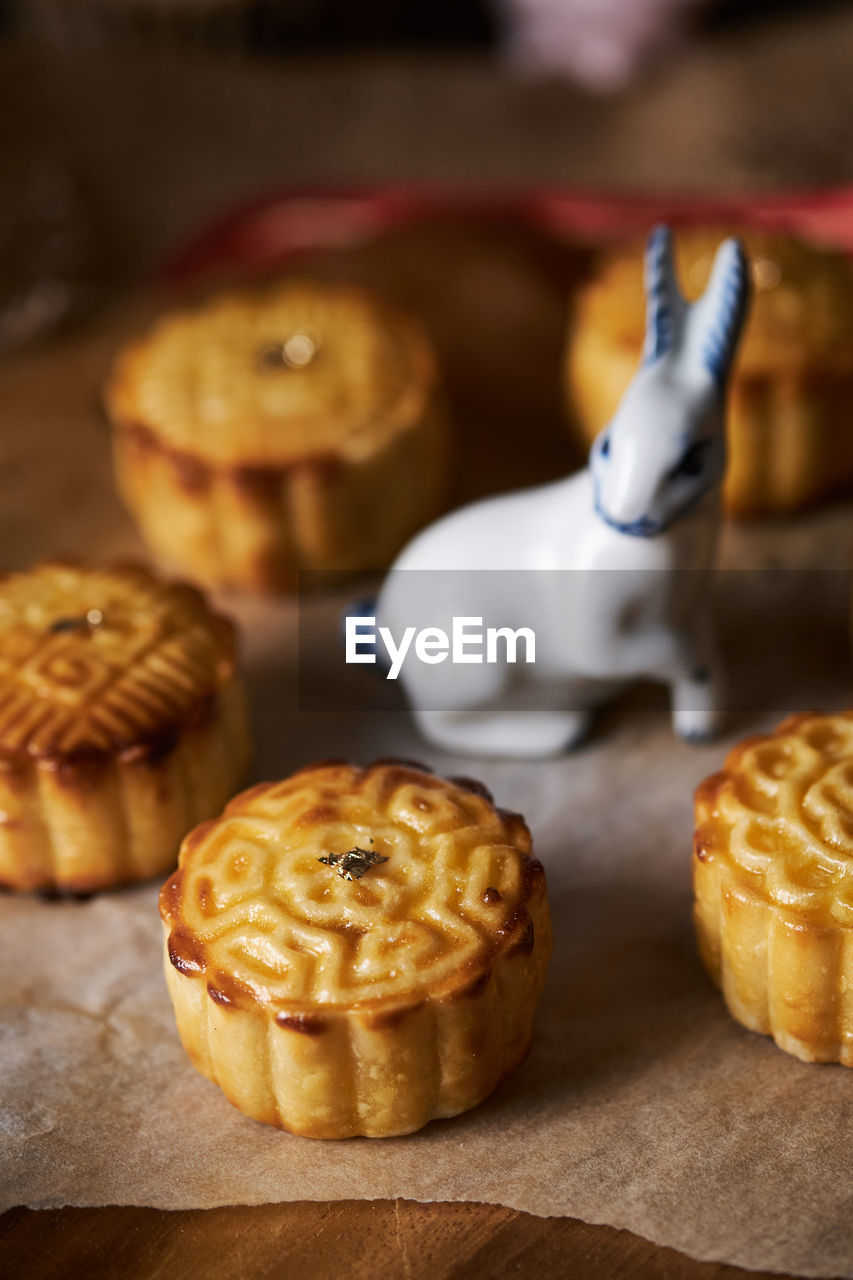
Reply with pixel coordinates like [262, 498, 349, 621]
[3, 506, 853, 1279]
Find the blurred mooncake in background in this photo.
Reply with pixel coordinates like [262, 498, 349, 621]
[564, 227, 853, 516]
[0, 561, 249, 893]
[105, 280, 449, 593]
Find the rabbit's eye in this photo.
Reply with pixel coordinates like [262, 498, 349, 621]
[670, 440, 708, 481]
[600, 435, 611, 458]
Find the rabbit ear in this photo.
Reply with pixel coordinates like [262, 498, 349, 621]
[643, 225, 686, 364]
[684, 237, 750, 387]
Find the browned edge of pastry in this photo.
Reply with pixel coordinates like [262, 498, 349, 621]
[159, 757, 548, 1029]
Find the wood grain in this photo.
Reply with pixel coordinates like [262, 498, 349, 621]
[1, 1202, 832, 1280]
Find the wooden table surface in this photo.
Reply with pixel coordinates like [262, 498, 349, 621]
[1, 1202, 826, 1280]
[3, 12, 853, 1276]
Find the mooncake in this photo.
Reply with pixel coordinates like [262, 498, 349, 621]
[159, 760, 552, 1137]
[694, 711, 853, 1064]
[0, 560, 249, 892]
[566, 228, 853, 516]
[105, 280, 449, 593]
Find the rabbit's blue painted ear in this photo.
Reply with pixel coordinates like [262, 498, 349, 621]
[643, 225, 686, 365]
[685, 237, 751, 387]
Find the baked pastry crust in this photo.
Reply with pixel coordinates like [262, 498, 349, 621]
[159, 760, 552, 1138]
[565, 228, 853, 516]
[106, 281, 449, 593]
[0, 561, 249, 892]
[694, 711, 853, 1064]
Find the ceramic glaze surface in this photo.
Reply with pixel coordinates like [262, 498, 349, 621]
[378, 226, 750, 758]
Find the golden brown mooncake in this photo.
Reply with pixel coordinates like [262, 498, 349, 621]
[105, 280, 450, 594]
[159, 760, 552, 1138]
[565, 228, 853, 516]
[693, 711, 853, 1065]
[0, 561, 249, 893]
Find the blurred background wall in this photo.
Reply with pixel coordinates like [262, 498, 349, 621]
[3, 1, 851, 86]
[1, 0, 852, 339]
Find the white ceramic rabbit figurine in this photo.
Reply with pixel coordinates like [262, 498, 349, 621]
[376, 226, 750, 759]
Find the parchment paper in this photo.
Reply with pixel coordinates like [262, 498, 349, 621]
[2, 211, 853, 1276]
[2, 510, 853, 1279]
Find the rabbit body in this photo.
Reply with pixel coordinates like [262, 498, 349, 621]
[377, 227, 750, 758]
